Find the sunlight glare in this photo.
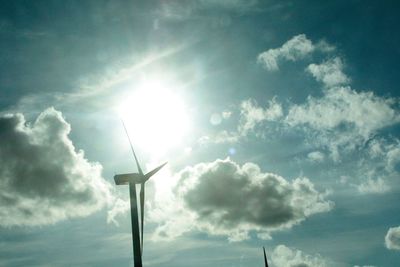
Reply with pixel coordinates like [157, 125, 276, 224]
[117, 80, 190, 156]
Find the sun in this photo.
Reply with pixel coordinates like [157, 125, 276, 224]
[117, 80, 191, 157]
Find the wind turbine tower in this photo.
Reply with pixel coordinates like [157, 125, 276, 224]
[114, 122, 167, 267]
[263, 247, 269, 267]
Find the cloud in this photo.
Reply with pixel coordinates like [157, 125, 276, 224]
[386, 144, 400, 172]
[368, 138, 400, 173]
[199, 98, 282, 144]
[222, 110, 232, 119]
[338, 137, 400, 194]
[0, 108, 112, 227]
[198, 0, 259, 10]
[253, 33, 400, 192]
[107, 198, 130, 226]
[287, 87, 398, 136]
[158, 0, 259, 21]
[306, 57, 350, 87]
[286, 86, 400, 159]
[385, 226, 400, 250]
[257, 34, 330, 71]
[239, 98, 283, 136]
[256, 34, 399, 157]
[271, 245, 330, 267]
[357, 177, 389, 194]
[307, 151, 325, 163]
[150, 158, 333, 241]
[198, 130, 240, 144]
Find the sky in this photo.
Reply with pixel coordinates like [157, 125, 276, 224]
[1, 1, 400, 266]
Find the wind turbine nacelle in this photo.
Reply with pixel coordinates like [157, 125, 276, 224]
[114, 173, 143, 185]
[114, 162, 168, 185]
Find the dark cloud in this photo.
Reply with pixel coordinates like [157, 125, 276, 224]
[152, 158, 333, 241]
[0, 108, 112, 226]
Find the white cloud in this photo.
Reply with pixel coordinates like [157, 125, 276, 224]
[257, 34, 335, 71]
[287, 87, 398, 136]
[307, 151, 325, 163]
[158, 0, 259, 21]
[150, 158, 333, 241]
[317, 40, 336, 53]
[200, 98, 282, 144]
[368, 139, 385, 158]
[0, 108, 113, 227]
[222, 110, 232, 119]
[158, 1, 195, 21]
[199, 0, 259, 10]
[256, 34, 400, 161]
[367, 138, 400, 174]
[385, 226, 400, 250]
[107, 198, 130, 226]
[286, 87, 400, 159]
[307, 57, 350, 87]
[386, 144, 400, 172]
[198, 130, 240, 144]
[357, 177, 390, 194]
[339, 176, 349, 185]
[271, 245, 330, 267]
[239, 98, 283, 136]
[255, 34, 400, 163]
[214, 130, 241, 143]
[340, 137, 400, 195]
[253, 33, 400, 192]
[256, 34, 399, 156]
[257, 34, 316, 71]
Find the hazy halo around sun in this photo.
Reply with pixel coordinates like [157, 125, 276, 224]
[117, 78, 191, 157]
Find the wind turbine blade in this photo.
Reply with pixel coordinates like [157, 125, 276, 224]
[121, 119, 143, 175]
[140, 183, 145, 255]
[144, 162, 167, 182]
[263, 247, 269, 267]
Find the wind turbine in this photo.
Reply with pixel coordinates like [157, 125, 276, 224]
[114, 121, 167, 267]
[263, 247, 269, 267]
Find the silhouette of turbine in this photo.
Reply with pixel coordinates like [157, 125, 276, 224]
[263, 247, 269, 267]
[114, 121, 167, 267]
